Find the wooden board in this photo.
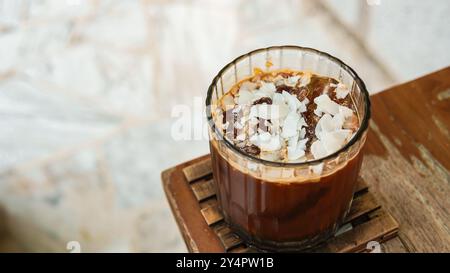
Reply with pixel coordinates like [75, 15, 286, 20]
[362, 67, 450, 252]
[163, 157, 399, 253]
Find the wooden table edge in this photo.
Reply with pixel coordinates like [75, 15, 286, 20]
[162, 155, 224, 253]
[162, 167, 199, 253]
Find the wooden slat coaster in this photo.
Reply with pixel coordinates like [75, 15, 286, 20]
[191, 179, 216, 201]
[315, 210, 399, 253]
[200, 203, 224, 226]
[213, 222, 244, 251]
[182, 158, 212, 183]
[163, 155, 399, 253]
[199, 197, 218, 209]
[229, 245, 260, 253]
[354, 177, 369, 195]
[344, 192, 381, 224]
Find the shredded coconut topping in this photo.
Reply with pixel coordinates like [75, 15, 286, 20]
[214, 70, 359, 162]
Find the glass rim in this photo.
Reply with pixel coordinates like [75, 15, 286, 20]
[205, 45, 371, 167]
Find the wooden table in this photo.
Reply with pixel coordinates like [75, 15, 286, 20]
[163, 67, 450, 253]
[361, 67, 450, 252]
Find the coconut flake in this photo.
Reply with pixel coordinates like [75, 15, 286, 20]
[288, 134, 299, 150]
[259, 132, 271, 142]
[237, 89, 254, 105]
[315, 114, 334, 139]
[298, 100, 307, 113]
[232, 105, 242, 113]
[252, 92, 271, 102]
[234, 121, 244, 130]
[335, 83, 349, 99]
[281, 111, 299, 138]
[250, 104, 288, 120]
[287, 137, 308, 161]
[272, 92, 285, 105]
[314, 94, 340, 116]
[314, 108, 323, 117]
[300, 72, 312, 87]
[252, 82, 275, 102]
[299, 127, 306, 139]
[217, 72, 358, 164]
[320, 129, 352, 154]
[286, 75, 300, 86]
[288, 146, 305, 160]
[275, 77, 285, 87]
[250, 132, 281, 152]
[269, 119, 281, 134]
[222, 121, 230, 130]
[236, 133, 246, 141]
[260, 151, 281, 161]
[221, 94, 235, 109]
[298, 117, 307, 129]
[249, 116, 259, 125]
[259, 81, 276, 94]
[339, 105, 354, 118]
[249, 133, 259, 145]
[282, 91, 302, 112]
[240, 81, 258, 91]
[311, 140, 328, 159]
[331, 112, 345, 130]
[260, 134, 281, 151]
[297, 138, 308, 150]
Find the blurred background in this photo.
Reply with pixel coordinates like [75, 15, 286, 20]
[0, 0, 449, 252]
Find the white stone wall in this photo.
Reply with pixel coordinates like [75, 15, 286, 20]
[323, 0, 450, 81]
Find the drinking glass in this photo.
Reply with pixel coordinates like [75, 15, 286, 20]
[205, 45, 371, 251]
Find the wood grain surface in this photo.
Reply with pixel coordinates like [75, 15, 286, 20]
[362, 67, 450, 252]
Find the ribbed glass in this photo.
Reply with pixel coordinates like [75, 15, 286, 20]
[206, 46, 371, 251]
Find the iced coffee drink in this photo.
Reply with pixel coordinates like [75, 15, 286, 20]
[206, 46, 370, 251]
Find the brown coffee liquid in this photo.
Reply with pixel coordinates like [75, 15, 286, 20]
[210, 141, 364, 251]
[211, 69, 364, 251]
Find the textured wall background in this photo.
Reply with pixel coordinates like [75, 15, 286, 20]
[0, 0, 449, 252]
